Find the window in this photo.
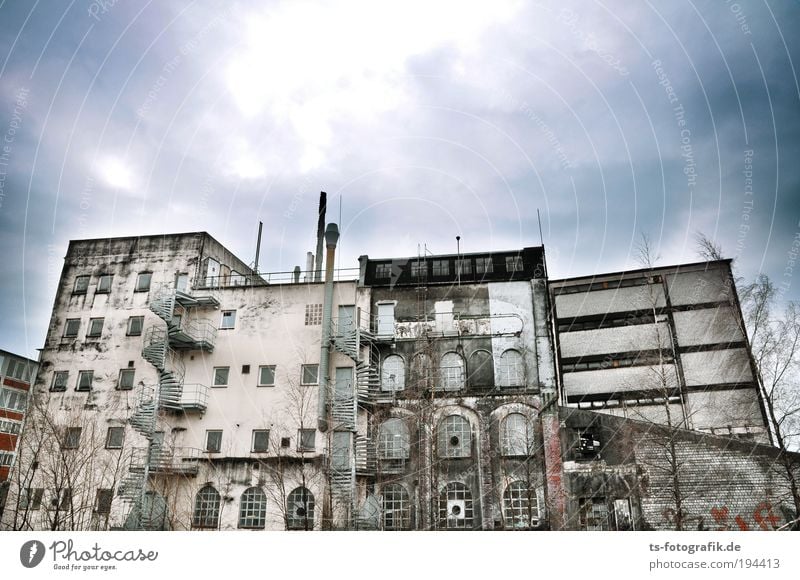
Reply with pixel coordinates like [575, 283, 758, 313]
[193, 486, 221, 529]
[175, 273, 189, 292]
[51, 371, 69, 392]
[382, 484, 411, 530]
[64, 318, 80, 338]
[375, 263, 391, 278]
[298, 429, 315, 451]
[304, 304, 323, 326]
[239, 487, 267, 529]
[6, 359, 32, 381]
[52, 488, 72, 511]
[505, 255, 523, 272]
[497, 349, 524, 387]
[76, 370, 94, 391]
[63, 427, 82, 449]
[411, 260, 426, 278]
[117, 369, 135, 390]
[252, 430, 269, 452]
[0, 387, 27, 411]
[476, 256, 493, 274]
[135, 272, 152, 292]
[220, 310, 236, 329]
[503, 481, 539, 529]
[0, 451, 13, 466]
[286, 487, 315, 530]
[105, 426, 125, 449]
[380, 355, 405, 392]
[577, 431, 601, 458]
[439, 352, 465, 391]
[456, 259, 472, 276]
[205, 430, 222, 453]
[613, 498, 635, 530]
[438, 482, 474, 529]
[20, 488, 43, 510]
[95, 489, 113, 514]
[96, 274, 113, 293]
[579, 497, 610, 531]
[86, 317, 104, 338]
[126, 316, 144, 336]
[379, 418, 410, 460]
[212, 367, 229, 387]
[437, 415, 471, 458]
[258, 365, 276, 387]
[0, 418, 21, 435]
[73, 275, 90, 294]
[301, 364, 319, 385]
[501, 413, 533, 456]
[432, 260, 450, 276]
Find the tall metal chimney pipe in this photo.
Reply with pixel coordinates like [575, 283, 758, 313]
[318, 223, 339, 432]
[254, 221, 263, 274]
[314, 192, 327, 282]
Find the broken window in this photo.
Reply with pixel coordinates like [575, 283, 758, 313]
[579, 497, 610, 531]
[501, 413, 533, 457]
[63, 318, 80, 338]
[475, 256, 493, 274]
[439, 352, 465, 391]
[73, 275, 90, 294]
[258, 365, 276, 386]
[118, 368, 135, 390]
[378, 418, 410, 460]
[503, 481, 540, 529]
[105, 426, 125, 449]
[205, 430, 222, 453]
[304, 304, 323, 326]
[76, 370, 93, 392]
[380, 355, 405, 391]
[63, 427, 82, 449]
[497, 349, 524, 387]
[96, 274, 113, 293]
[301, 364, 319, 385]
[286, 487, 314, 530]
[192, 485, 220, 529]
[438, 482, 474, 529]
[252, 429, 269, 452]
[51, 371, 68, 392]
[212, 367, 229, 387]
[382, 484, 411, 530]
[135, 272, 152, 292]
[127, 316, 144, 336]
[220, 310, 236, 329]
[437, 415, 471, 458]
[239, 487, 267, 529]
[576, 430, 601, 459]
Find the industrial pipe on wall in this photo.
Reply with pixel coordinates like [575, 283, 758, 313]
[317, 222, 339, 432]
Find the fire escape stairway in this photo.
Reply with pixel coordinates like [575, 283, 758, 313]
[331, 325, 381, 403]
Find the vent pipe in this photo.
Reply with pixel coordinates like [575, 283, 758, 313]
[293, 266, 301, 283]
[318, 222, 339, 432]
[254, 221, 263, 274]
[314, 191, 327, 282]
[305, 252, 314, 282]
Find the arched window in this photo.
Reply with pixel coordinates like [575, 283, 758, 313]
[192, 485, 220, 529]
[381, 355, 406, 392]
[438, 482, 474, 529]
[501, 413, 532, 456]
[238, 487, 267, 529]
[503, 481, 539, 529]
[286, 487, 315, 530]
[497, 349, 524, 387]
[437, 415, 471, 458]
[439, 352, 465, 391]
[382, 484, 411, 530]
[468, 349, 494, 387]
[379, 418, 410, 459]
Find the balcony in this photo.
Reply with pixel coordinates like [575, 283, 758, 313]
[176, 383, 209, 413]
[130, 446, 201, 475]
[168, 318, 217, 351]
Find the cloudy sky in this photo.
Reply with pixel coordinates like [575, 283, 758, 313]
[0, 0, 798, 359]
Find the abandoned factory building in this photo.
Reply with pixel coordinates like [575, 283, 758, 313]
[1, 226, 797, 531]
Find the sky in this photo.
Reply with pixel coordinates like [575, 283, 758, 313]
[0, 0, 798, 360]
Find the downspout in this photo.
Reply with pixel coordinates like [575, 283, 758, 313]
[318, 223, 339, 432]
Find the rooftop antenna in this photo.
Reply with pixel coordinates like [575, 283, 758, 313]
[456, 235, 461, 286]
[537, 208, 544, 246]
[254, 221, 263, 274]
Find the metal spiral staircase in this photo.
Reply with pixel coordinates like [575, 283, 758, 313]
[119, 284, 218, 530]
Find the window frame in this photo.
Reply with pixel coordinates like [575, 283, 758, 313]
[193, 485, 221, 529]
[456, 258, 472, 276]
[205, 430, 223, 453]
[238, 487, 268, 529]
[0, 387, 27, 412]
[63, 318, 81, 338]
[252, 429, 270, 453]
[432, 259, 450, 276]
[117, 368, 135, 391]
[437, 415, 472, 458]
[286, 487, 315, 530]
[380, 354, 406, 392]
[375, 263, 391, 279]
[95, 488, 113, 514]
[497, 349, 525, 387]
[135, 272, 152, 292]
[86, 317, 104, 338]
[475, 256, 494, 274]
[501, 413, 533, 457]
[505, 255, 524, 272]
[96, 274, 113, 293]
[439, 352, 466, 391]
[297, 428, 316, 452]
[51, 371, 69, 392]
[301, 364, 319, 385]
[212, 366, 230, 387]
[105, 426, 125, 449]
[220, 310, 236, 330]
[438, 482, 474, 530]
[378, 418, 410, 460]
[20, 487, 43, 511]
[257, 365, 276, 387]
[126, 315, 144, 336]
[63, 427, 82, 450]
[73, 275, 90, 295]
[304, 304, 323, 326]
[76, 370, 94, 392]
[382, 484, 411, 530]
[503, 481, 540, 529]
